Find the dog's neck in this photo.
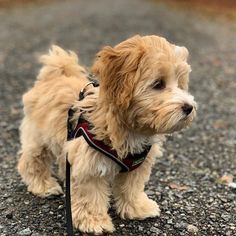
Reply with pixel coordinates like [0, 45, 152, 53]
[75, 88, 152, 158]
[89, 102, 151, 158]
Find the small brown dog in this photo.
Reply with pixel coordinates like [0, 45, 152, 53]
[18, 35, 196, 234]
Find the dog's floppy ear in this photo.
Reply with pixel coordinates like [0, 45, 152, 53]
[92, 35, 145, 110]
[175, 46, 189, 62]
[174, 46, 191, 91]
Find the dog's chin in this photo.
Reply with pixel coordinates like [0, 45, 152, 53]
[155, 111, 195, 134]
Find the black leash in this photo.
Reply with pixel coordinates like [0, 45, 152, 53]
[66, 155, 73, 236]
[65, 107, 75, 236]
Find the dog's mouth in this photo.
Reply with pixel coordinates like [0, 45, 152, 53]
[170, 107, 196, 132]
[153, 105, 197, 134]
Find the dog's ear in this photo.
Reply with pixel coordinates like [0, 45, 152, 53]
[92, 35, 145, 110]
[174, 46, 191, 91]
[175, 46, 189, 62]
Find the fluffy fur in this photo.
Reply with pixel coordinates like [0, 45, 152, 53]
[18, 35, 196, 234]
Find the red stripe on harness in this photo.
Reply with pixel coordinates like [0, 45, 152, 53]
[70, 120, 151, 172]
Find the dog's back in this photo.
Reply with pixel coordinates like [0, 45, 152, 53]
[18, 46, 89, 196]
[22, 46, 88, 145]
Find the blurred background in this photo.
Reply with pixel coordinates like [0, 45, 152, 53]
[0, 0, 235, 236]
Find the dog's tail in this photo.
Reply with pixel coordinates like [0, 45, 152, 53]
[38, 45, 86, 81]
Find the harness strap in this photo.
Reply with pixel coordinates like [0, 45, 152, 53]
[72, 122, 129, 172]
[72, 121, 151, 172]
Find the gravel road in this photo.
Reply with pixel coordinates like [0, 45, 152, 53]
[0, 0, 236, 235]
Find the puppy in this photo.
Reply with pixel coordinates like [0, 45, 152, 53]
[18, 35, 196, 234]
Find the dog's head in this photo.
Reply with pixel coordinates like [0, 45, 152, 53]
[92, 35, 196, 135]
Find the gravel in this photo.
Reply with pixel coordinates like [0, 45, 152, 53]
[0, 0, 236, 236]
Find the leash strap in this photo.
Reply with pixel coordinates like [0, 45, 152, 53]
[66, 154, 74, 236]
[66, 106, 75, 236]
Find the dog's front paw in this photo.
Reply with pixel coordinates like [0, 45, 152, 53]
[73, 212, 114, 235]
[28, 177, 63, 197]
[116, 192, 160, 220]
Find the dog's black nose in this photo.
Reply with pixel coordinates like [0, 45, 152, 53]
[182, 104, 193, 115]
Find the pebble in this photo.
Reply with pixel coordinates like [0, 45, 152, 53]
[58, 205, 64, 210]
[228, 182, 236, 188]
[150, 226, 160, 234]
[187, 224, 199, 234]
[138, 226, 144, 231]
[18, 228, 32, 236]
[175, 222, 186, 229]
[0, 121, 7, 127]
[146, 190, 155, 195]
[221, 214, 231, 221]
[6, 198, 13, 203]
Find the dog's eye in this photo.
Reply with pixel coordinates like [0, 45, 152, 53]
[153, 79, 165, 90]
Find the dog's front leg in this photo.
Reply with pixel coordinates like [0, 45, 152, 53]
[113, 145, 161, 220]
[71, 173, 114, 234]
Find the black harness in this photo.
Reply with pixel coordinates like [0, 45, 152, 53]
[65, 78, 151, 235]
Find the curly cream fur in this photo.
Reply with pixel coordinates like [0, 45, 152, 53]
[18, 35, 196, 234]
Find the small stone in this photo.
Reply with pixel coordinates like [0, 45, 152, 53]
[167, 219, 173, 224]
[42, 204, 50, 209]
[0, 121, 7, 127]
[6, 198, 13, 203]
[221, 214, 231, 221]
[175, 222, 186, 229]
[150, 226, 160, 233]
[55, 223, 61, 228]
[187, 224, 198, 234]
[199, 149, 204, 154]
[228, 182, 236, 188]
[58, 205, 64, 210]
[208, 197, 214, 203]
[120, 224, 125, 227]
[210, 214, 216, 220]
[18, 228, 32, 236]
[138, 225, 144, 231]
[57, 214, 63, 219]
[146, 190, 155, 195]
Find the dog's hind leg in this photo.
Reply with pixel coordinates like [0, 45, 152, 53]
[17, 118, 63, 197]
[113, 144, 161, 220]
